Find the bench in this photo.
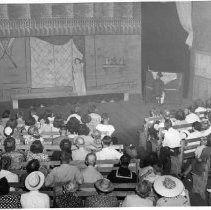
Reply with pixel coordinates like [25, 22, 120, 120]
[11, 159, 140, 177]
[0, 144, 124, 156]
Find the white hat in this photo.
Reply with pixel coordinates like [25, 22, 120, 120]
[4, 126, 13, 136]
[25, 171, 45, 191]
[153, 175, 184, 197]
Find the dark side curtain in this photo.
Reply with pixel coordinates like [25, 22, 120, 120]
[36, 35, 85, 58]
[142, 2, 190, 97]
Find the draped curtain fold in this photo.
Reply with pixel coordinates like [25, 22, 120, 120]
[36, 35, 85, 59]
[176, 1, 193, 48]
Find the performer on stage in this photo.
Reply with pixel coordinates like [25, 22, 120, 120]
[73, 58, 86, 96]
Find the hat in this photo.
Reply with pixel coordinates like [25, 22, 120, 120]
[25, 171, 45, 191]
[75, 137, 85, 146]
[153, 175, 184, 197]
[95, 178, 114, 193]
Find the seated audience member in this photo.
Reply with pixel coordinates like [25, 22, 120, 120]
[72, 136, 89, 160]
[96, 113, 115, 139]
[185, 105, 200, 124]
[158, 119, 182, 174]
[26, 140, 49, 162]
[66, 117, 80, 139]
[0, 156, 18, 183]
[81, 153, 103, 185]
[53, 114, 64, 129]
[81, 113, 92, 128]
[185, 121, 203, 139]
[88, 105, 102, 131]
[77, 123, 100, 151]
[21, 171, 50, 208]
[0, 177, 22, 208]
[66, 106, 82, 123]
[107, 154, 137, 183]
[29, 107, 39, 122]
[121, 180, 154, 207]
[38, 114, 52, 134]
[24, 125, 44, 145]
[154, 175, 190, 206]
[85, 178, 118, 207]
[51, 138, 72, 161]
[16, 111, 25, 128]
[1, 110, 10, 128]
[2, 137, 25, 170]
[24, 113, 36, 131]
[91, 129, 103, 151]
[139, 152, 161, 184]
[174, 109, 187, 125]
[45, 152, 83, 195]
[20, 159, 40, 185]
[182, 134, 211, 200]
[96, 136, 122, 160]
[52, 124, 68, 145]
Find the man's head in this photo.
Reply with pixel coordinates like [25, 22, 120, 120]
[192, 121, 202, 132]
[60, 139, 72, 153]
[119, 155, 131, 168]
[188, 104, 196, 113]
[2, 110, 10, 119]
[75, 136, 85, 148]
[102, 136, 112, 147]
[85, 152, 97, 167]
[4, 137, 16, 153]
[81, 114, 92, 124]
[164, 119, 172, 130]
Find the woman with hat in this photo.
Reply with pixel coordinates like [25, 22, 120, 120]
[154, 175, 190, 206]
[121, 180, 154, 207]
[20, 171, 50, 208]
[85, 178, 118, 207]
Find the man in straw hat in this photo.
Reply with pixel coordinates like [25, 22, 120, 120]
[154, 175, 190, 206]
[20, 171, 50, 208]
[121, 180, 154, 206]
[85, 178, 118, 207]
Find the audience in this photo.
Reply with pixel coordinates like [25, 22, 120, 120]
[2, 137, 25, 170]
[72, 136, 89, 160]
[96, 136, 122, 160]
[20, 171, 50, 208]
[121, 180, 154, 207]
[0, 97, 211, 207]
[0, 177, 22, 208]
[26, 140, 49, 162]
[81, 153, 103, 185]
[185, 105, 200, 124]
[96, 113, 115, 139]
[51, 138, 72, 161]
[85, 178, 119, 207]
[107, 154, 137, 183]
[45, 152, 83, 195]
[52, 124, 68, 145]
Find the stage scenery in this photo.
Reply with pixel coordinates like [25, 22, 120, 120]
[0, 1, 211, 208]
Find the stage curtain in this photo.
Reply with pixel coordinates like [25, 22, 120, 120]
[36, 35, 85, 58]
[176, 2, 193, 48]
